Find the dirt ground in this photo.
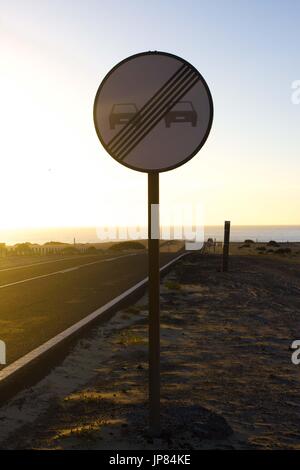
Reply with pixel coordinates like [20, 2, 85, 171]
[1, 252, 300, 449]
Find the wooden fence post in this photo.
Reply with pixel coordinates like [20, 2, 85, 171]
[222, 221, 231, 272]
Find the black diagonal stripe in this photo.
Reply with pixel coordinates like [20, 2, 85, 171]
[114, 73, 198, 159]
[108, 64, 189, 150]
[113, 71, 194, 154]
[118, 75, 199, 161]
[111, 68, 195, 155]
[108, 64, 187, 149]
[119, 76, 200, 162]
[114, 74, 199, 160]
[112, 69, 197, 156]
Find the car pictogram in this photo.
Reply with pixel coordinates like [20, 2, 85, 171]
[164, 101, 197, 128]
[109, 103, 140, 129]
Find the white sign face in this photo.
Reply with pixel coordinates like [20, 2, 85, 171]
[94, 51, 213, 173]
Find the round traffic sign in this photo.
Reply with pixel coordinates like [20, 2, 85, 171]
[94, 51, 213, 173]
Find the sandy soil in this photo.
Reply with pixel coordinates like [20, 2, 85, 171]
[0, 252, 300, 449]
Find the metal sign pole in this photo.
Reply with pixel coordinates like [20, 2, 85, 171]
[148, 172, 160, 435]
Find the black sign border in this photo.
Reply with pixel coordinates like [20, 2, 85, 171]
[93, 51, 214, 173]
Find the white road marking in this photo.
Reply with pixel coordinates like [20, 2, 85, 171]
[0, 253, 138, 290]
[59, 267, 80, 273]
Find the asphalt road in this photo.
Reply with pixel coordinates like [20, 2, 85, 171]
[0, 251, 181, 366]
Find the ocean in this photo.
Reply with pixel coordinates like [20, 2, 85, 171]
[1, 226, 300, 245]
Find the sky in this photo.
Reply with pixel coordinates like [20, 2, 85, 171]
[0, 0, 300, 230]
